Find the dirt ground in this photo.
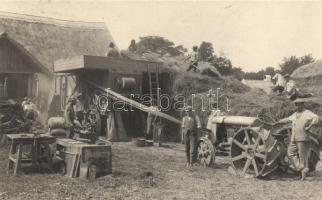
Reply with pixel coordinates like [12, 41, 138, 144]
[1, 142, 322, 200]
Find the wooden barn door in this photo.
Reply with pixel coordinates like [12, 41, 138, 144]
[6, 73, 29, 101]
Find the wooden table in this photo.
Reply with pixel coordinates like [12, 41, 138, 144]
[6, 133, 56, 175]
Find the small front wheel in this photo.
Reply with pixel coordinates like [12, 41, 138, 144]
[197, 137, 215, 167]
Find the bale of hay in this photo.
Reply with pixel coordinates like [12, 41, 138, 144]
[50, 128, 67, 138]
[48, 117, 66, 129]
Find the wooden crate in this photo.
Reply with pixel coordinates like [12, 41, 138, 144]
[56, 138, 112, 179]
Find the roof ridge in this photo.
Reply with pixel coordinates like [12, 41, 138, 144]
[0, 10, 106, 30]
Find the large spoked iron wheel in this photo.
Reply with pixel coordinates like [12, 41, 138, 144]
[273, 126, 320, 173]
[230, 128, 267, 177]
[197, 137, 215, 167]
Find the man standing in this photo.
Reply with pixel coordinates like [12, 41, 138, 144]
[75, 93, 85, 124]
[128, 39, 137, 53]
[64, 97, 76, 139]
[182, 106, 201, 167]
[153, 116, 164, 147]
[186, 46, 200, 72]
[146, 106, 158, 140]
[278, 98, 319, 180]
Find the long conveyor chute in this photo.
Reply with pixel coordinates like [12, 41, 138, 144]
[87, 81, 182, 125]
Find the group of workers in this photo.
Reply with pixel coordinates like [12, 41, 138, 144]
[271, 72, 318, 180]
[272, 72, 313, 100]
[181, 98, 319, 180]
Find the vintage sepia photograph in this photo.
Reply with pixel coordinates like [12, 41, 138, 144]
[1, 1, 322, 199]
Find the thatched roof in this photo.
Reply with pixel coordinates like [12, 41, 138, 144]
[0, 11, 114, 75]
[292, 59, 322, 78]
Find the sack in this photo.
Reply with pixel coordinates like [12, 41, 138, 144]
[50, 128, 67, 138]
[48, 117, 66, 129]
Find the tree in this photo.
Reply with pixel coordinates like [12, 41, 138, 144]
[135, 36, 186, 56]
[300, 54, 315, 65]
[244, 67, 277, 80]
[199, 42, 214, 61]
[264, 66, 276, 76]
[211, 55, 233, 75]
[231, 67, 245, 81]
[279, 54, 314, 75]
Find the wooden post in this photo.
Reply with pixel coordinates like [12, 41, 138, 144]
[14, 144, 23, 175]
[3, 76, 7, 98]
[7, 141, 15, 175]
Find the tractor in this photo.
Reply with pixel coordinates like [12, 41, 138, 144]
[197, 114, 321, 178]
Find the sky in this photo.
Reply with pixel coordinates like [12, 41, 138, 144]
[0, 1, 322, 72]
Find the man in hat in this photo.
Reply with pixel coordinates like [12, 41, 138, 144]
[107, 42, 120, 58]
[206, 102, 226, 145]
[283, 74, 298, 100]
[278, 98, 319, 180]
[64, 97, 76, 139]
[182, 106, 201, 167]
[75, 93, 85, 124]
[146, 106, 158, 140]
[186, 46, 200, 72]
[128, 39, 137, 53]
[272, 72, 286, 94]
[284, 74, 314, 100]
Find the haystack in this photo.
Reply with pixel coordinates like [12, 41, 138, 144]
[291, 59, 322, 101]
[292, 59, 322, 79]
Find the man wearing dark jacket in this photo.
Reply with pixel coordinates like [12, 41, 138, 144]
[182, 106, 201, 167]
[64, 97, 76, 139]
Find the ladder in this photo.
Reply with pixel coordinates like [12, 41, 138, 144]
[148, 64, 160, 107]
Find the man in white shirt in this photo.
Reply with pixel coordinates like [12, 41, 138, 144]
[22, 98, 38, 120]
[186, 46, 200, 72]
[278, 98, 319, 180]
[284, 74, 313, 100]
[283, 74, 297, 99]
[272, 73, 286, 93]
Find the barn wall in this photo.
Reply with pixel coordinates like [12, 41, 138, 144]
[0, 39, 37, 73]
[0, 38, 52, 103]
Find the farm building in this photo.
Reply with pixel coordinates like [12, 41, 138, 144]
[0, 11, 113, 111]
[53, 55, 177, 141]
